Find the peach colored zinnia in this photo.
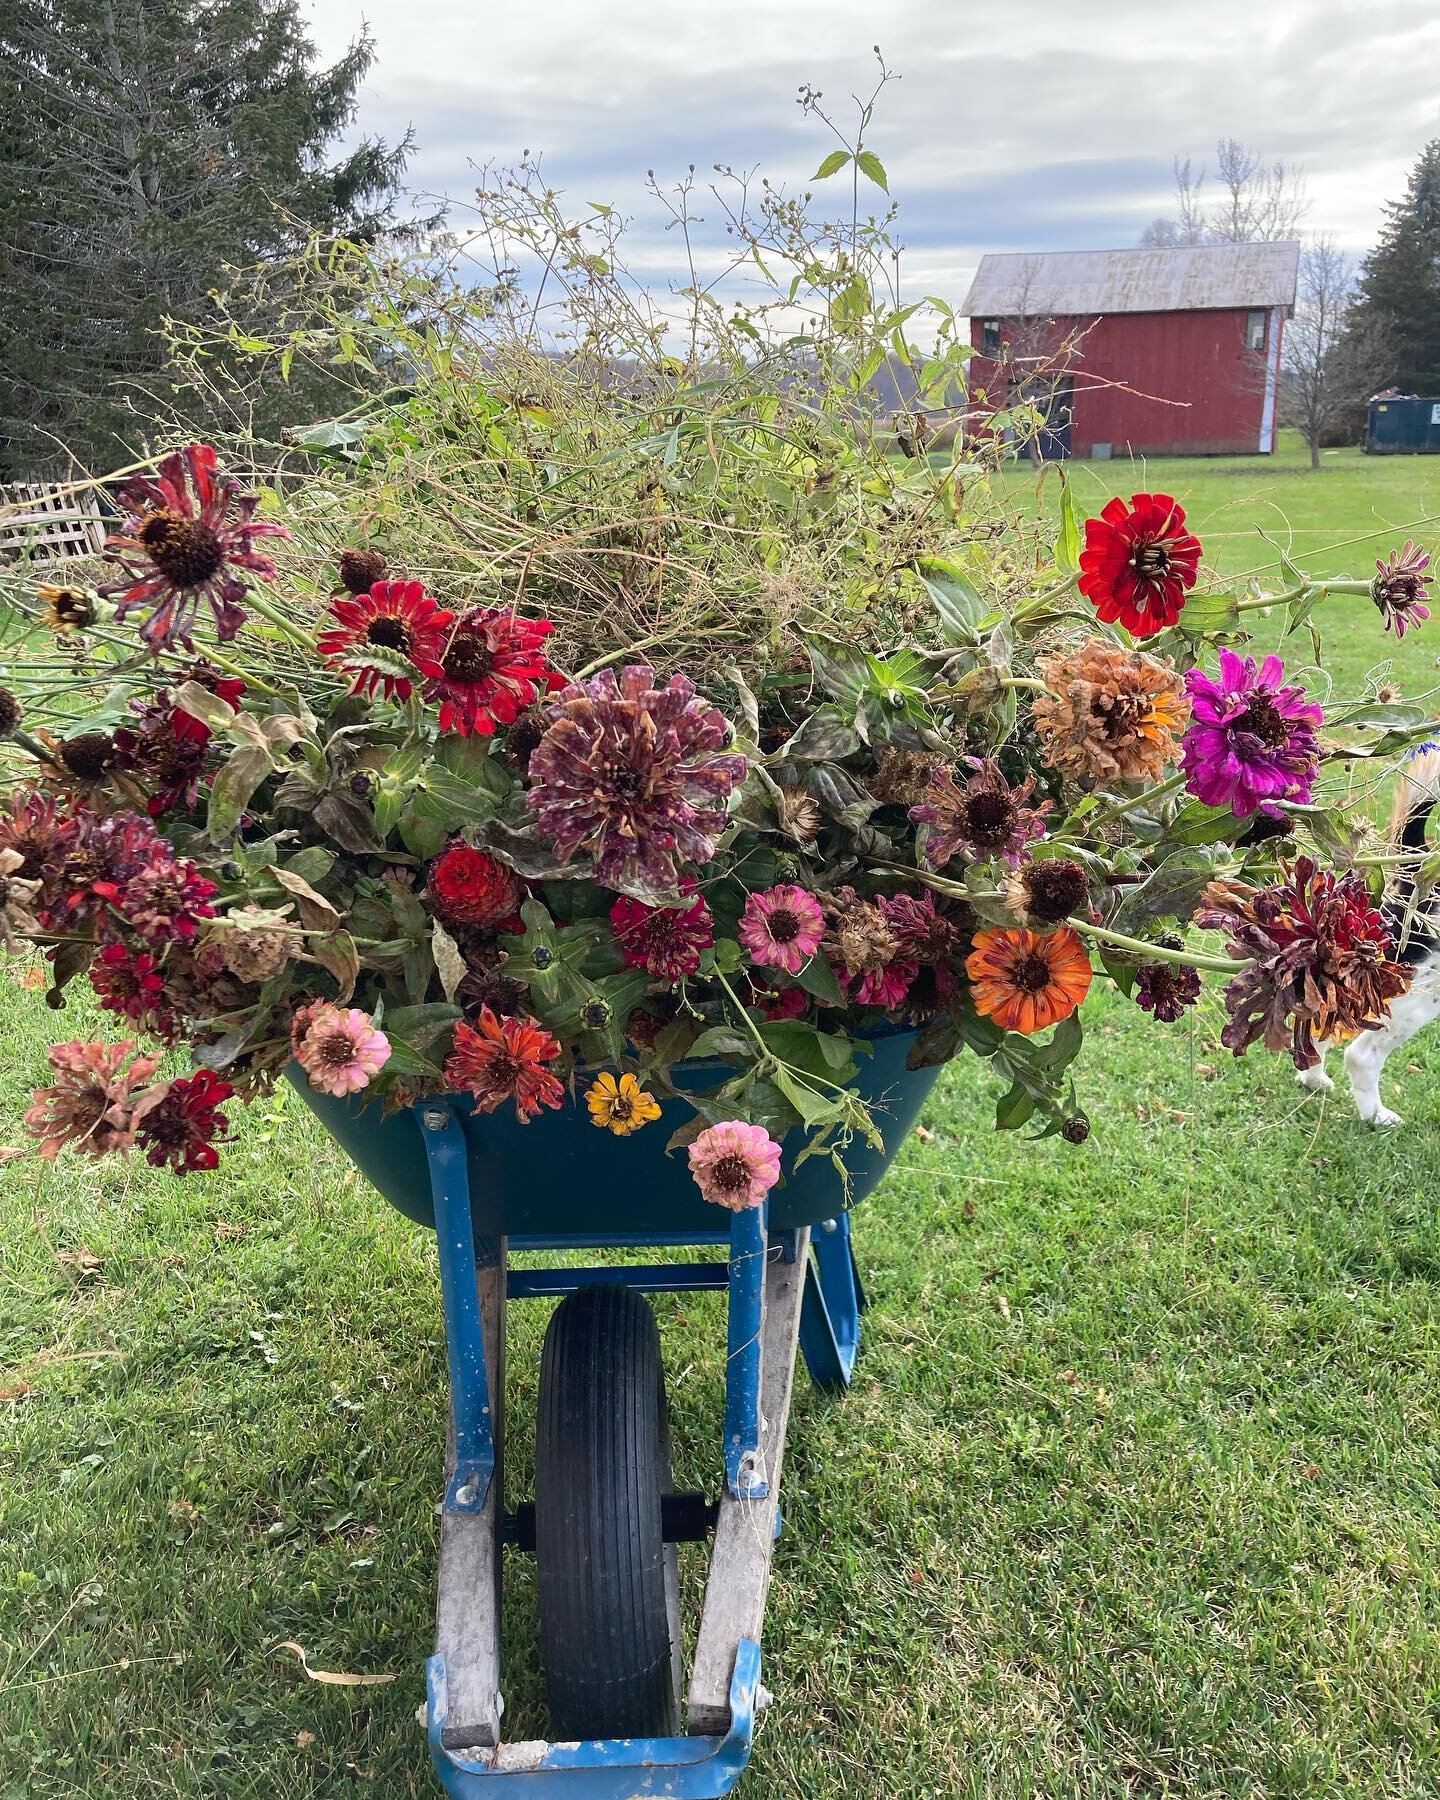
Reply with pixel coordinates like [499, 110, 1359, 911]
[25, 1039, 163, 1159]
[295, 1005, 392, 1095]
[688, 1120, 783, 1211]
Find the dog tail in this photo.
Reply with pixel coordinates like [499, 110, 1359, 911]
[1392, 746, 1440, 857]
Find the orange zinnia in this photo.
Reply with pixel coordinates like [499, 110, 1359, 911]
[966, 926, 1093, 1035]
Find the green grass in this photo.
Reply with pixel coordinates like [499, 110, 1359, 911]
[994, 430, 1440, 702]
[7, 966, 1440, 1798]
[8, 433, 1440, 1796]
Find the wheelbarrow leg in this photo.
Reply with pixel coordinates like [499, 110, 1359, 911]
[418, 1102, 507, 1750]
[798, 1212, 863, 1391]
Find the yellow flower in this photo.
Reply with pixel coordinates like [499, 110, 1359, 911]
[585, 1070, 662, 1135]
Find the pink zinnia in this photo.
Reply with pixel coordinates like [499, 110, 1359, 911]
[610, 887, 714, 979]
[738, 885, 825, 975]
[688, 1120, 784, 1212]
[841, 959, 919, 1009]
[294, 1005, 392, 1095]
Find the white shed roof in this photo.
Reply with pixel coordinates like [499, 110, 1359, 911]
[963, 242, 1300, 318]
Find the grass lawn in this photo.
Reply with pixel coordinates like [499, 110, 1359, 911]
[7, 432, 1440, 1797]
[7, 963, 1440, 1798]
[992, 430, 1440, 703]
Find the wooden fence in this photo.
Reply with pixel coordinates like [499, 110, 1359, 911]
[0, 482, 109, 562]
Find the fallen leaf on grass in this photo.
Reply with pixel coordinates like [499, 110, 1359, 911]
[18, 966, 46, 990]
[0, 1381, 34, 1403]
[912, 1124, 935, 1143]
[0, 1146, 27, 1164]
[56, 1246, 103, 1279]
[274, 1642, 397, 1687]
[296, 1731, 316, 1749]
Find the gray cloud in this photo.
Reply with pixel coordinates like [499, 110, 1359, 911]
[306, 0, 1439, 300]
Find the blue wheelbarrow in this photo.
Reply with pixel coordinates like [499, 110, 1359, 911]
[294, 1026, 941, 1796]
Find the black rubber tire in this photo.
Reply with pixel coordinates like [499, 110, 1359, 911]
[534, 1284, 682, 1740]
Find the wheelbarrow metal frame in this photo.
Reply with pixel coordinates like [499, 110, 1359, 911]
[415, 1100, 866, 1796]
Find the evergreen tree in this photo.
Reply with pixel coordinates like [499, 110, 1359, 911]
[0, 0, 411, 476]
[1352, 140, 1440, 395]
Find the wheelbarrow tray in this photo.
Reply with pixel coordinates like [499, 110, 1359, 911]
[290, 1024, 941, 1236]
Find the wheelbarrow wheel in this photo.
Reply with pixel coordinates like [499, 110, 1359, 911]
[535, 1284, 683, 1740]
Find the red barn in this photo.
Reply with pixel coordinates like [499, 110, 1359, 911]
[962, 242, 1299, 459]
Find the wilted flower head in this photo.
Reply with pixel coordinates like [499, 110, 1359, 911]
[823, 887, 917, 1008]
[136, 1070, 233, 1173]
[38, 583, 97, 635]
[0, 688, 21, 741]
[90, 941, 176, 1040]
[113, 697, 209, 818]
[1002, 858, 1092, 929]
[1181, 651, 1322, 820]
[24, 1038, 163, 1160]
[910, 758, 1049, 870]
[1133, 960, 1202, 1022]
[100, 444, 290, 653]
[0, 845, 41, 948]
[294, 1005, 392, 1096]
[337, 546, 388, 595]
[1372, 542, 1433, 638]
[610, 886, 714, 979]
[1033, 640, 1188, 785]
[526, 665, 748, 897]
[444, 1006, 564, 1123]
[54, 731, 117, 784]
[1198, 858, 1410, 1069]
[111, 854, 218, 946]
[687, 1119, 783, 1211]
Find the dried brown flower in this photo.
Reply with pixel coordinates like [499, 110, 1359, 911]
[1033, 640, 1188, 785]
[869, 746, 944, 809]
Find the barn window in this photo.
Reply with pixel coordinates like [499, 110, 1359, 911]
[1245, 309, 1268, 352]
[981, 319, 1001, 355]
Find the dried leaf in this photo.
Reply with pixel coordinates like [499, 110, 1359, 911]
[311, 929, 359, 1004]
[0, 1381, 33, 1403]
[430, 919, 467, 1004]
[268, 866, 341, 930]
[274, 1641, 397, 1687]
[56, 1245, 103, 1278]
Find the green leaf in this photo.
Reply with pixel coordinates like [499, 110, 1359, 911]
[1112, 848, 1225, 932]
[687, 1026, 755, 1062]
[812, 150, 852, 181]
[1178, 591, 1242, 636]
[995, 1081, 1037, 1130]
[1326, 700, 1429, 731]
[916, 560, 989, 644]
[1163, 799, 1242, 848]
[793, 952, 843, 1004]
[854, 150, 888, 192]
[1057, 483, 1082, 577]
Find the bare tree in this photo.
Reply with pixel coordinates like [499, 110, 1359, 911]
[1275, 239, 1391, 469]
[1140, 139, 1308, 246]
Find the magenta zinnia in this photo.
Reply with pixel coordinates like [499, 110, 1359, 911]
[136, 1070, 233, 1173]
[610, 887, 715, 979]
[294, 1005, 392, 1096]
[1372, 542, 1433, 638]
[108, 854, 218, 946]
[687, 1119, 783, 1211]
[318, 579, 456, 702]
[100, 444, 290, 653]
[1181, 651, 1322, 820]
[738, 885, 825, 975]
[526, 665, 748, 895]
[1198, 857, 1411, 1070]
[24, 1039, 163, 1160]
[910, 758, 1049, 870]
[414, 607, 561, 736]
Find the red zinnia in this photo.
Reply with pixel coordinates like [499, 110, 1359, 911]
[444, 1006, 565, 1123]
[318, 579, 456, 703]
[610, 888, 715, 979]
[172, 660, 246, 742]
[90, 941, 177, 1040]
[428, 841, 524, 930]
[1077, 493, 1202, 638]
[415, 607, 562, 736]
[136, 1070, 233, 1174]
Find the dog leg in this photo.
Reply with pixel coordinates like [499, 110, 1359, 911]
[1297, 1043, 1334, 1095]
[1344, 971, 1440, 1126]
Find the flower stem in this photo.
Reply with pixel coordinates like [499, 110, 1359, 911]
[243, 589, 316, 651]
[1060, 771, 1188, 838]
[1066, 916, 1248, 974]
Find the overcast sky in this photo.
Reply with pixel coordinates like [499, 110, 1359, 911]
[307, 0, 1438, 306]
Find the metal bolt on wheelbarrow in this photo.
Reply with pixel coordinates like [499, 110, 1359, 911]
[291, 1026, 941, 1796]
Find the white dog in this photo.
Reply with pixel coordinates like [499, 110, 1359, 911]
[1297, 750, 1440, 1126]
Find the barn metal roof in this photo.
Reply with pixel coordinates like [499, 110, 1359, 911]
[962, 242, 1300, 318]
